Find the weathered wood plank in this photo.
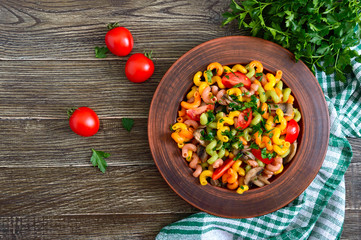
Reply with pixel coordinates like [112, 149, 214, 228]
[0, 147, 359, 213]
[0, 210, 359, 240]
[0, 0, 244, 60]
[346, 138, 361, 210]
[0, 119, 154, 167]
[0, 213, 194, 240]
[0, 166, 197, 216]
[349, 137, 361, 164]
[345, 162, 361, 210]
[341, 210, 361, 240]
[1, 119, 360, 210]
[0, 60, 169, 119]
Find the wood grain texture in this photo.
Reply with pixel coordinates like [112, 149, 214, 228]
[0, 0, 359, 238]
[0, 166, 197, 216]
[0, 162, 358, 215]
[0, 213, 193, 240]
[0, 210, 358, 240]
[0, 60, 167, 118]
[342, 209, 361, 240]
[346, 138, 361, 210]
[0, 119, 152, 167]
[0, 0, 244, 60]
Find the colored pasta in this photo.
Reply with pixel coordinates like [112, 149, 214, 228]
[170, 61, 301, 194]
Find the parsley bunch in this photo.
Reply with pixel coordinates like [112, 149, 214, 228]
[223, 0, 361, 82]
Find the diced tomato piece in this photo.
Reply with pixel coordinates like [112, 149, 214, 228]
[221, 72, 251, 89]
[235, 108, 252, 129]
[251, 149, 274, 164]
[212, 158, 235, 180]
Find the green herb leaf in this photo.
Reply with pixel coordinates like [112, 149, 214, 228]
[222, 0, 361, 82]
[251, 123, 264, 135]
[249, 142, 259, 149]
[355, 55, 361, 63]
[255, 72, 263, 77]
[122, 118, 134, 132]
[90, 149, 110, 173]
[206, 110, 216, 124]
[274, 115, 279, 123]
[234, 152, 244, 160]
[233, 83, 244, 88]
[261, 147, 276, 159]
[201, 129, 216, 141]
[205, 70, 213, 83]
[223, 142, 232, 151]
[95, 46, 109, 58]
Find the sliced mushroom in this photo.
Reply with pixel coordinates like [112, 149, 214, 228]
[284, 141, 297, 164]
[223, 94, 241, 108]
[241, 150, 255, 160]
[269, 103, 293, 116]
[197, 145, 208, 163]
[210, 179, 221, 187]
[244, 167, 263, 186]
[252, 179, 265, 187]
[257, 175, 271, 185]
[249, 172, 271, 187]
[193, 129, 207, 146]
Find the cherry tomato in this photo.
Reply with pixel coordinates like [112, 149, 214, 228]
[68, 107, 100, 137]
[235, 108, 252, 129]
[221, 72, 251, 89]
[251, 149, 274, 164]
[186, 105, 214, 121]
[285, 119, 300, 143]
[125, 53, 155, 83]
[105, 26, 133, 56]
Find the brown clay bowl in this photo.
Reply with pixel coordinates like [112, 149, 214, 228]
[148, 36, 330, 218]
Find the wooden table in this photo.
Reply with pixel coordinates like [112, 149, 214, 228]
[0, 1, 359, 239]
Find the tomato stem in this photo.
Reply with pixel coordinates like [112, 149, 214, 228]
[67, 107, 78, 119]
[107, 22, 120, 30]
[144, 50, 153, 60]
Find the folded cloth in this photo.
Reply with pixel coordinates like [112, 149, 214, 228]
[156, 45, 361, 240]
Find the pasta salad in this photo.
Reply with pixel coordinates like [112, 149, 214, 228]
[170, 61, 301, 194]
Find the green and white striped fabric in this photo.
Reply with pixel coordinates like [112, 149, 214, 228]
[156, 45, 361, 240]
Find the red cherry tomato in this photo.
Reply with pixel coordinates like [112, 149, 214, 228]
[251, 149, 274, 164]
[125, 53, 155, 83]
[221, 72, 251, 89]
[105, 26, 133, 56]
[285, 119, 300, 143]
[68, 107, 100, 137]
[186, 105, 214, 121]
[235, 108, 252, 129]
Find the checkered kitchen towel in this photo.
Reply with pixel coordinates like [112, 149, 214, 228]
[156, 45, 361, 240]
